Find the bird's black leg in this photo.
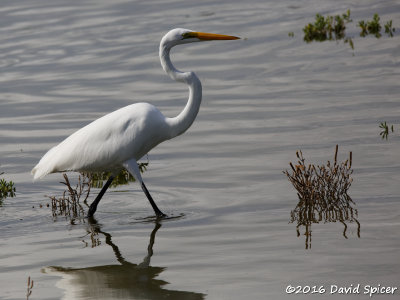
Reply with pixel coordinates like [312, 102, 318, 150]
[141, 182, 166, 218]
[88, 175, 115, 218]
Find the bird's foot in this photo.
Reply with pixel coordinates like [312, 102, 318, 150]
[156, 211, 167, 219]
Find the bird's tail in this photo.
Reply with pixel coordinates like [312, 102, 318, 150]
[31, 147, 58, 181]
[31, 163, 52, 181]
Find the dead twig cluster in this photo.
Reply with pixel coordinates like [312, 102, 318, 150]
[46, 160, 148, 220]
[48, 173, 91, 220]
[81, 225, 102, 248]
[284, 145, 360, 249]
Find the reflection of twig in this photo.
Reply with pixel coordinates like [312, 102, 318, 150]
[26, 276, 34, 300]
[284, 145, 360, 249]
[84, 218, 127, 263]
[355, 219, 361, 238]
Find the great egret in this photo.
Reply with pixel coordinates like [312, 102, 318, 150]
[32, 28, 239, 218]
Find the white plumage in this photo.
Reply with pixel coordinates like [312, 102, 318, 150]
[32, 28, 239, 217]
[32, 103, 170, 179]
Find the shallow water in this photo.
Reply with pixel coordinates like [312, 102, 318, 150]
[1, 0, 399, 299]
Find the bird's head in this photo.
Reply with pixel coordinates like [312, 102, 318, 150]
[161, 28, 240, 48]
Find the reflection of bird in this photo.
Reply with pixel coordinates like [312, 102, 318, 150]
[44, 220, 206, 300]
[32, 28, 239, 217]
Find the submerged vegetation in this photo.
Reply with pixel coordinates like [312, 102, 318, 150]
[0, 171, 16, 204]
[300, 10, 395, 50]
[284, 145, 359, 249]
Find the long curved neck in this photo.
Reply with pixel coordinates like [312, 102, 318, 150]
[159, 43, 202, 139]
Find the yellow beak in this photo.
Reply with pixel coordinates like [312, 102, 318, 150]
[192, 32, 240, 40]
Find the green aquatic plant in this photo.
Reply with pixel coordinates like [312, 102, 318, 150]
[89, 161, 148, 189]
[379, 121, 394, 140]
[300, 11, 395, 51]
[368, 14, 381, 37]
[384, 20, 395, 37]
[0, 172, 16, 203]
[358, 20, 368, 36]
[284, 145, 359, 249]
[359, 14, 381, 37]
[303, 10, 352, 43]
[359, 14, 395, 38]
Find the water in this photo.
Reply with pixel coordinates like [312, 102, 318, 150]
[1, 0, 399, 299]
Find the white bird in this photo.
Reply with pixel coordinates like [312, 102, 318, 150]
[32, 28, 239, 218]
